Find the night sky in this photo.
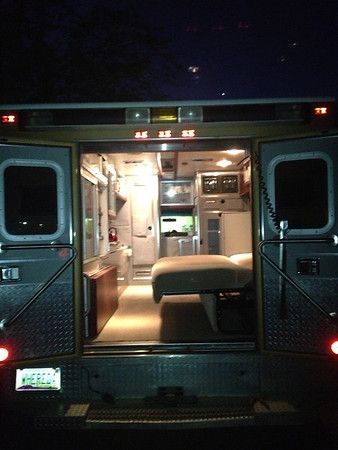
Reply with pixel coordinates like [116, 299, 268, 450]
[1, 0, 337, 103]
[144, 0, 338, 100]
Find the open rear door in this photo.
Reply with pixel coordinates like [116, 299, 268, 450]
[257, 134, 338, 355]
[0, 142, 81, 363]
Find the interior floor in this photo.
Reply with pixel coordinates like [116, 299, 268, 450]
[91, 285, 254, 344]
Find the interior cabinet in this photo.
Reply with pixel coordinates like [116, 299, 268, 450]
[84, 265, 118, 338]
[160, 180, 193, 206]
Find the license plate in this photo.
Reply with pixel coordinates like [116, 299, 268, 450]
[15, 367, 61, 391]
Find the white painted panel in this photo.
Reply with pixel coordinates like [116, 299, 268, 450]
[221, 211, 252, 256]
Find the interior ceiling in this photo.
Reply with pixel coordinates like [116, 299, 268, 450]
[108, 148, 249, 178]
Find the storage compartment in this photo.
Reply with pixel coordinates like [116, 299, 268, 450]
[199, 197, 243, 211]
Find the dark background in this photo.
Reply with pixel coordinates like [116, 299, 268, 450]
[1, 0, 337, 103]
[1, 423, 337, 450]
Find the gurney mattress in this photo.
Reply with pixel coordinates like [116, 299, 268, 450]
[151, 254, 252, 303]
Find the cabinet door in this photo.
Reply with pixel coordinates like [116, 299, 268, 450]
[130, 176, 158, 265]
[160, 180, 193, 205]
[221, 211, 252, 256]
[200, 211, 221, 255]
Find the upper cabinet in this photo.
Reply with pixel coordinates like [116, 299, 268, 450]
[160, 180, 193, 207]
[202, 174, 239, 195]
[196, 172, 240, 197]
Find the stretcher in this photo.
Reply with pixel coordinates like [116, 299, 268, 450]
[151, 254, 253, 331]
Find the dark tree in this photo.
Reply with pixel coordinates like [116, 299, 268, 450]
[0, 0, 180, 103]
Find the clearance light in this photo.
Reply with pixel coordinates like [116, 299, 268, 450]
[134, 130, 148, 139]
[330, 340, 338, 355]
[152, 107, 177, 123]
[0, 347, 10, 362]
[158, 130, 172, 138]
[314, 107, 328, 115]
[1, 114, 17, 124]
[182, 129, 196, 138]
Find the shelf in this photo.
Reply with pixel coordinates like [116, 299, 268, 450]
[161, 204, 194, 210]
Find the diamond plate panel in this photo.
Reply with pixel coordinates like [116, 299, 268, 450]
[0, 279, 75, 360]
[263, 265, 337, 354]
[260, 355, 338, 401]
[80, 354, 260, 400]
[0, 354, 260, 403]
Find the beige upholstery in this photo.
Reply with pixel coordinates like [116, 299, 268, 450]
[229, 252, 253, 270]
[151, 253, 253, 331]
[151, 254, 252, 303]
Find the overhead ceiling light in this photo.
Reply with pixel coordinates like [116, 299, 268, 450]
[223, 149, 245, 155]
[216, 159, 232, 168]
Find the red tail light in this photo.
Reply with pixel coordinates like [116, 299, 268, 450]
[0, 347, 10, 362]
[1, 113, 18, 124]
[314, 106, 328, 116]
[134, 130, 148, 139]
[330, 340, 338, 355]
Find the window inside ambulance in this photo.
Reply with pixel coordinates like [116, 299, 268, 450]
[4, 166, 58, 235]
[274, 158, 328, 230]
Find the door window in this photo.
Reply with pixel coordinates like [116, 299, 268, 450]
[269, 153, 334, 234]
[1, 160, 65, 239]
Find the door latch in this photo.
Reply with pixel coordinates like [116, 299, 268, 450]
[297, 258, 320, 276]
[1, 267, 20, 281]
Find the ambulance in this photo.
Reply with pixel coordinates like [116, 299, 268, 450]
[0, 98, 337, 429]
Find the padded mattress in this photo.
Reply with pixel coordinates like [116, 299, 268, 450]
[151, 254, 252, 303]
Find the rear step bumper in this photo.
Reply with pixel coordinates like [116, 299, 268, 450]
[4, 398, 328, 430]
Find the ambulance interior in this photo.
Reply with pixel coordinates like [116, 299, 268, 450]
[81, 145, 254, 348]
